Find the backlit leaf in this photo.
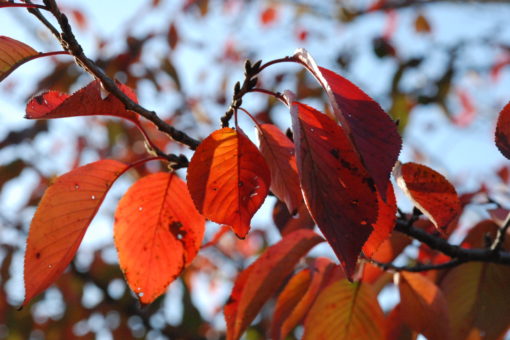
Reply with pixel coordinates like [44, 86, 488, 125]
[257, 123, 302, 214]
[224, 229, 323, 340]
[26, 80, 139, 122]
[23, 159, 128, 305]
[398, 272, 451, 340]
[495, 101, 510, 160]
[303, 279, 385, 340]
[362, 182, 397, 257]
[0, 36, 38, 82]
[287, 97, 378, 278]
[294, 48, 402, 199]
[394, 162, 461, 232]
[440, 262, 510, 340]
[114, 172, 205, 304]
[187, 127, 270, 238]
[271, 258, 340, 340]
[270, 269, 312, 340]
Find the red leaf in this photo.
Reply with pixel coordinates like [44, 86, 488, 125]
[114, 172, 205, 304]
[23, 159, 128, 305]
[257, 123, 302, 214]
[0, 36, 38, 82]
[394, 162, 461, 232]
[260, 6, 278, 26]
[398, 272, 451, 340]
[362, 181, 397, 257]
[224, 229, 323, 340]
[287, 97, 378, 278]
[187, 127, 270, 238]
[303, 279, 386, 339]
[294, 49, 402, 199]
[495, 101, 510, 160]
[26, 80, 139, 122]
[271, 258, 340, 340]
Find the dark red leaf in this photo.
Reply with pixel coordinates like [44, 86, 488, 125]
[294, 49, 402, 200]
[287, 95, 378, 278]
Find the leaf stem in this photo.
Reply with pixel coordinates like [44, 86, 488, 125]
[0, 3, 47, 9]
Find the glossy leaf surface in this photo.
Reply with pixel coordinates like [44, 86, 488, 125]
[23, 159, 128, 305]
[288, 98, 378, 278]
[26, 80, 139, 122]
[187, 127, 270, 238]
[495, 101, 510, 159]
[441, 262, 510, 340]
[303, 279, 385, 340]
[257, 123, 302, 214]
[394, 162, 461, 232]
[0, 36, 38, 82]
[224, 229, 323, 340]
[294, 48, 402, 198]
[114, 172, 205, 304]
[398, 272, 450, 340]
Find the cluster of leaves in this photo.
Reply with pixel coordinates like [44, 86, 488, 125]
[2, 1, 510, 339]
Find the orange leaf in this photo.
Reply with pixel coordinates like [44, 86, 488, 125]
[398, 272, 451, 340]
[303, 279, 386, 339]
[23, 159, 128, 305]
[187, 127, 270, 238]
[26, 80, 139, 122]
[0, 36, 38, 82]
[394, 162, 460, 232]
[288, 98, 378, 278]
[224, 229, 323, 340]
[495, 101, 510, 160]
[440, 262, 510, 340]
[294, 49, 402, 200]
[386, 304, 418, 340]
[257, 123, 302, 214]
[114, 172, 205, 304]
[271, 269, 312, 340]
[363, 182, 397, 257]
[271, 258, 340, 340]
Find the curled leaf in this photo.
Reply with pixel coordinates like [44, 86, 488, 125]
[394, 162, 461, 232]
[495, 101, 510, 160]
[23, 160, 128, 305]
[187, 127, 270, 238]
[114, 172, 205, 304]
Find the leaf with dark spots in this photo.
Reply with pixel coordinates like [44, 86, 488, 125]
[495, 101, 510, 159]
[286, 94, 378, 279]
[187, 127, 270, 238]
[294, 48, 402, 200]
[114, 172, 205, 304]
[26, 79, 139, 122]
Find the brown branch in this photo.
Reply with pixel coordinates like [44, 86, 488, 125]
[27, 0, 200, 166]
[363, 256, 465, 272]
[395, 218, 510, 265]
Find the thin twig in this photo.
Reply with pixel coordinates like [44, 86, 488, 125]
[490, 211, 510, 253]
[362, 255, 465, 273]
[27, 0, 200, 163]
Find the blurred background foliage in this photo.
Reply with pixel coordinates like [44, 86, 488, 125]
[1, 0, 510, 339]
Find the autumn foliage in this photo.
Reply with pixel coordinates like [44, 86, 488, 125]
[2, 1, 510, 339]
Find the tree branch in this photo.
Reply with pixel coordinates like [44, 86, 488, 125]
[395, 217, 510, 265]
[27, 0, 200, 162]
[362, 256, 465, 272]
